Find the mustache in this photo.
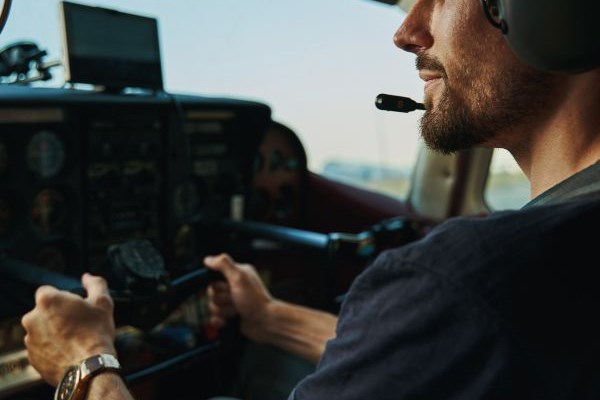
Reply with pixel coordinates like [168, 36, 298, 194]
[416, 53, 447, 78]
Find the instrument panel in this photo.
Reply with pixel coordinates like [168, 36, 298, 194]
[0, 87, 271, 397]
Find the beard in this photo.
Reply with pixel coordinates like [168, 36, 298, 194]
[418, 53, 554, 154]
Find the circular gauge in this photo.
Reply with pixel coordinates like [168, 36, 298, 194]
[36, 246, 67, 273]
[0, 197, 11, 237]
[27, 131, 66, 179]
[31, 189, 67, 236]
[174, 182, 199, 222]
[0, 141, 7, 176]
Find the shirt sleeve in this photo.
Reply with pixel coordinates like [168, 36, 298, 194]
[289, 251, 519, 400]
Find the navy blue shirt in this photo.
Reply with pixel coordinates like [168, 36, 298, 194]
[291, 163, 600, 399]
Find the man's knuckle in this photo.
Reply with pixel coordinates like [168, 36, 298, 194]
[216, 253, 233, 264]
[35, 286, 57, 308]
[21, 313, 32, 330]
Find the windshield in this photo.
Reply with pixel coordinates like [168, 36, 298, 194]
[1, 0, 423, 199]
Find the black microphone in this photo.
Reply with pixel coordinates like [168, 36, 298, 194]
[375, 94, 425, 113]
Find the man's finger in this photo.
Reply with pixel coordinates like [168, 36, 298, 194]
[81, 273, 113, 311]
[209, 280, 230, 293]
[209, 316, 226, 328]
[208, 301, 237, 319]
[21, 312, 34, 332]
[210, 291, 234, 307]
[204, 253, 240, 281]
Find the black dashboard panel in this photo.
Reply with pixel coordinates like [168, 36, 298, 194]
[0, 86, 271, 397]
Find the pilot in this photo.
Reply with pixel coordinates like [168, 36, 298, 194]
[20, 0, 600, 399]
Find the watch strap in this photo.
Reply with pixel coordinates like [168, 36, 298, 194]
[79, 353, 121, 381]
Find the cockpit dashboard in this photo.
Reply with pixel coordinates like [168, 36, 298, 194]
[0, 85, 273, 398]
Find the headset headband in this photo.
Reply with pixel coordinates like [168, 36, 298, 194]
[481, 0, 599, 73]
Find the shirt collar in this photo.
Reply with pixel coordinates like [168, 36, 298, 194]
[524, 161, 600, 208]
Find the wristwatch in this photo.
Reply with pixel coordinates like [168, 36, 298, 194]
[54, 353, 122, 400]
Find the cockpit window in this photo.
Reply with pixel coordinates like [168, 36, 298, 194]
[2, 0, 421, 200]
[485, 148, 530, 210]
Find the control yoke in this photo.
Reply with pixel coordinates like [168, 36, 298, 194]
[0, 219, 417, 385]
[0, 240, 222, 330]
[218, 216, 417, 260]
[0, 217, 416, 329]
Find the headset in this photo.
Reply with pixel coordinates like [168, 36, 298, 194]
[2, 0, 597, 73]
[480, 0, 599, 73]
[379, 0, 598, 112]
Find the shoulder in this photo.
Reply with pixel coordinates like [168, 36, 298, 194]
[347, 197, 600, 330]
[294, 199, 600, 399]
[372, 197, 600, 279]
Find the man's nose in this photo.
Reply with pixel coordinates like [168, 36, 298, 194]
[393, 0, 433, 54]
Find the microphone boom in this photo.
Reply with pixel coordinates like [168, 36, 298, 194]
[375, 94, 425, 113]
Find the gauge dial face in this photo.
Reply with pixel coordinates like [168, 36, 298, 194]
[31, 189, 66, 236]
[27, 131, 65, 178]
[0, 141, 7, 176]
[55, 366, 79, 400]
[0, 197, 11, 237]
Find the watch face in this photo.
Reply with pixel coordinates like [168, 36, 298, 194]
[54, 366, 79, 400]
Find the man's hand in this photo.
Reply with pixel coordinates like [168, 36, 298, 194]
[205, 253, 337, 363]
[21, 273, 117, 387]
[204, 253, 274, 342]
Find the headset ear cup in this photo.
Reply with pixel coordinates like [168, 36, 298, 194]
[503, 0, 598, 72]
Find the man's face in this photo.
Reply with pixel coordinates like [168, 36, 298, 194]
[394, 0, 556, 154]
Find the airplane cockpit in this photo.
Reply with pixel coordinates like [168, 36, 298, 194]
[2, 0, 582, 398]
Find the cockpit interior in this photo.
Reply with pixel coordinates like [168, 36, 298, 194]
[0, 1, 539, 399]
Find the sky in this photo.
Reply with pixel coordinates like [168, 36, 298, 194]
[2, 0, 427, 172]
